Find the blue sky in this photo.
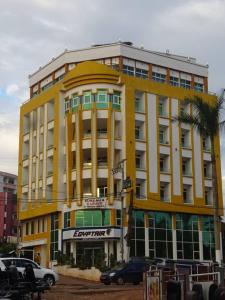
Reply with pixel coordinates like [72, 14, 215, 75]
[0, 0, 225, 198]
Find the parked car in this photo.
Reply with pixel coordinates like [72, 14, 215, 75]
[0, 257, 59, 286]
[100, 261, 150, 285]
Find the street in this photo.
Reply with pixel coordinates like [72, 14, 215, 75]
[44, 276, 143, 300]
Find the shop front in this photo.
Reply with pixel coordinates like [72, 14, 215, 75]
[62, 227, 121, 265]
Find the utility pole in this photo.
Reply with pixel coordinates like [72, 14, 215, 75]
[112, 159, 127, 262]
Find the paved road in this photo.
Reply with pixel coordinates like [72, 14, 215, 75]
[44, 276, 144, 300]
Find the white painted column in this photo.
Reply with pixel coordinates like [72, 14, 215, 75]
[171, 99, 181, 196]
[42, 104, 48, 199]
[199, 230, 203, 261]
[147, 94, 158, 193]
[193, 130, 203, 198]
[172, 215, 177, 260]
[28, 112, 33, 202]
[145, 227, 149, 257]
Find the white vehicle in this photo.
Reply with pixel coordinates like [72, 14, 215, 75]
[0, 257, 58, 286]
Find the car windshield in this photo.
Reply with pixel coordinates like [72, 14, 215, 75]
[112, 263, 128, 271]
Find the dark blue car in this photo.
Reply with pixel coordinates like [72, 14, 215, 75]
[100, 261, 150, 285]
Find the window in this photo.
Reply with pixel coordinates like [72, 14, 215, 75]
[152, 72, 166, 83]
[97, 186, 107, 197]
[75, 210, 110, 227]
[182, 158, 191, 176]
[136, 154, 141, 169]
[26, 222, 29, 235]
[31, 221, 34, 234]
[170, 76, 179, 86]
[136, 151, 145, 169]
[136, 68, 148, 79]
[183, 185, 192, 203]
[203, 136, 211, 151]
[123, 65, 134, 76]
[64, 100, 70, 112]
[136, 184, 141, 199]
[160, 182, 170, 202]
[50, 213, 59, 261]
[116, 210, 121, 226]
[83, 91, 92, 104]
[159, 126, 168, 144]
[130, 211, 145, 257]
[158, 97, 167, 117]
[204, 162, 212, 178]
[181, 130, 190, 148]
[135, 180, 146, 200]
[160, 155, 169, 173]
[176, 214, 199, 260]
[194, 83, 204, 92]
[202, 216, 215, 260]
[135, 97, 142, 112]
[97, 90, 108, 102]
[64, 212, 71, 228]
[135, 121, 144, 140]
[148, 212, 173, 259]
[71, 95, 80, 107]
[180, 79, 191, 89]
[205, 188, 212, 206]
[112, 92, 121, 105]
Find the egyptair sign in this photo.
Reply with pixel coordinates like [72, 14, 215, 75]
[62, 227, 121, 240]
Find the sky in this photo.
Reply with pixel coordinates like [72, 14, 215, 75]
[0, 0, 225, 196]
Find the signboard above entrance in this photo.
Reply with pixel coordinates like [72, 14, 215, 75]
[83, 197, 106, 208]
[62, 227, 121, 240]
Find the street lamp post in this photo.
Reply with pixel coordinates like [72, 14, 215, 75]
[112, 159, 126, 262]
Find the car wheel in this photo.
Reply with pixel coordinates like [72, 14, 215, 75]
[44, 274, 55, 286]
[116, 277, 125, 285]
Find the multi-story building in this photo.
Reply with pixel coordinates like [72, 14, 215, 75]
[18, 42, 223, 267]
[0, 171, 17, 243]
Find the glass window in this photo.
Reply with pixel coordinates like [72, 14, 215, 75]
[136, 68, 148, 79]
[152, 72, 166, 83]
[148, 212, 173, 259]
[97, 90, 108, 102]
[75, 210, 110, 227]
[113, 92, 121, 105]
[50, 213, 59, 261]
[202, 216, 215, 260]
[170, 76, 179, 86]
[83, 92, 92, 104]
[194, 83, 204, 92]
[180, 79, 191, 89]
[123, 65, 134, 76]
[71, 95, 80, 107]
[116, 210, 121, 226]
[130, 210, 145, 257]
[64, 100, 70, 112]
[64, 212, 71, 228]
[176, 214, 199, 260]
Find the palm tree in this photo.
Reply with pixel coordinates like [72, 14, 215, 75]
[175, 93, 225, 263]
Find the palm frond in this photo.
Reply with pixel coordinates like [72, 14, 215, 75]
[175, 113, 207, 135]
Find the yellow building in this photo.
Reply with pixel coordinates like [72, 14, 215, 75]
[18, 42, 223, 267]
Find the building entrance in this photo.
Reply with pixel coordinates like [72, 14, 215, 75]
[76, 241, 104, 267]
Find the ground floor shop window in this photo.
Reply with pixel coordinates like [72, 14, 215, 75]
[130, 211, 145, 257]
[148, 212, 173, 259]
[176, 214, 199, 260]
[76, 241, 104, 267]
[202, 216, 215, 260]
[75, 209, 110, 227]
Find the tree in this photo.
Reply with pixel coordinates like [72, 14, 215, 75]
[175, 93, 225, 263]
